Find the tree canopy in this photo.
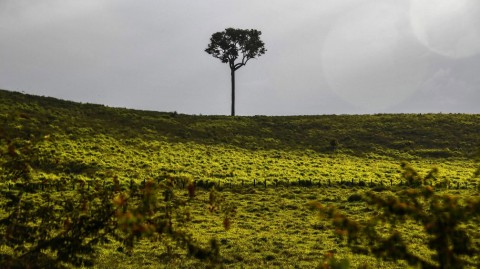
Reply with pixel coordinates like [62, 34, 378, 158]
[205, 28, 266, 71]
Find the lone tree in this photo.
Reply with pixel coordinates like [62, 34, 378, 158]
[205, 28, 266, 116]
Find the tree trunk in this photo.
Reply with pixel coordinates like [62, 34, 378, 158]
[230, 68, 235, 116]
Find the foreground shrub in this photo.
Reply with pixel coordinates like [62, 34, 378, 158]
[311, 165, 480, 268]
[0, 131, 222, 268]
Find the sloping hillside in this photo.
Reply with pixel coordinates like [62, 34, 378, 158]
[1, 89, 479, 268]
[1, 89, 479, 158]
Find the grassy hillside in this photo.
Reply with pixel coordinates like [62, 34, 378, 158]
[1, 89, 479, 268]
[1, 88, 478, 188]
[0, 90, 480, 268]
[1, 89, 479, 158]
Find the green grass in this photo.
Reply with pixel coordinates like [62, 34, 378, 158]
[1, 89, 479, 268]
[2, 89, 479, 158]
[90, 186, 479, 268]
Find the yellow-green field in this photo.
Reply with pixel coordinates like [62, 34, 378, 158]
[91, 186, 479, 269]
[1, 89, 479, 268]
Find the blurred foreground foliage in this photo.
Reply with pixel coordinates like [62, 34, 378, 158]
[0, 133, 222, 268]
[311, 164, 480, 268]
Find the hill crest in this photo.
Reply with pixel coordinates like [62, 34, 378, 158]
[1, 89, 479, 158]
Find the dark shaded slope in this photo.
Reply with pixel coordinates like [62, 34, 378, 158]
[1, 89, 479, 157]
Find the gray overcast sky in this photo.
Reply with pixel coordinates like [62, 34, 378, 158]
[1, 0, 479, 115]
